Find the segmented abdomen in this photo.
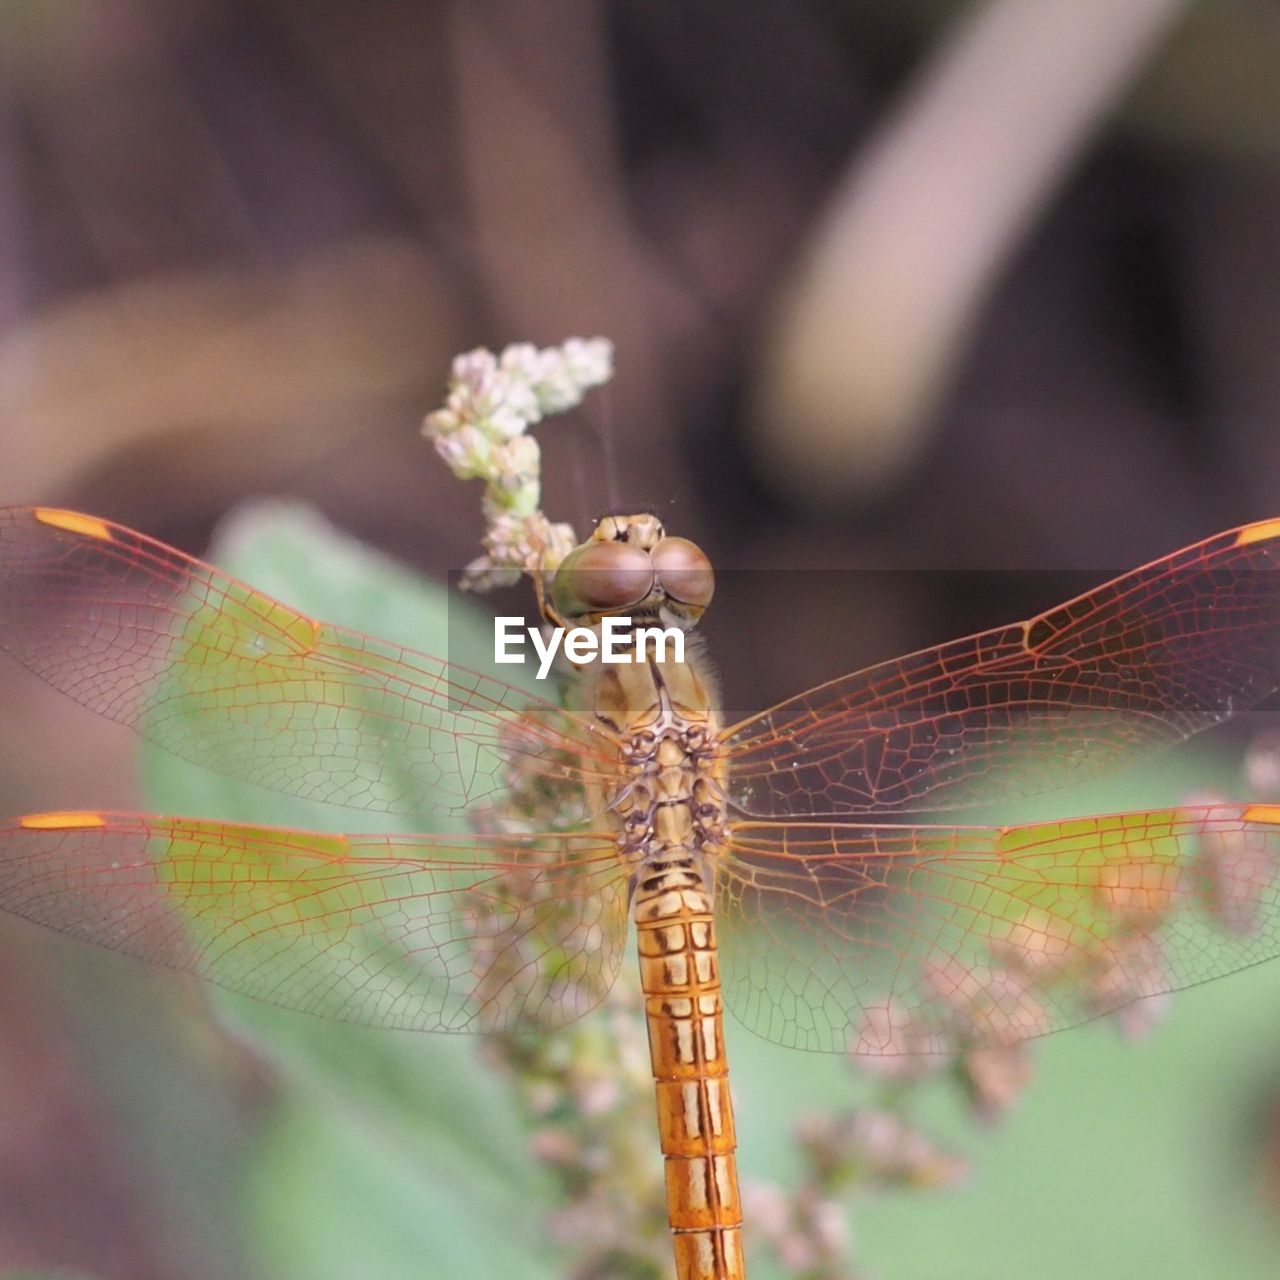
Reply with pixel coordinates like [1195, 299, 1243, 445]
[635, 857, 744, 1280]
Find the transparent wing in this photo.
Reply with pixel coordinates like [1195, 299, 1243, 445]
[0, 507, 618, 816]
[715, 805, 1280, 1052]
[725, 519, 1280, 816]
[0, 812, 630, 1033]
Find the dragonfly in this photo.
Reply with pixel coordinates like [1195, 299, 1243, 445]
[4, 504, 1280, 1280]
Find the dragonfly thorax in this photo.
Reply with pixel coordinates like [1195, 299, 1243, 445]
[599, 665, 727, 867]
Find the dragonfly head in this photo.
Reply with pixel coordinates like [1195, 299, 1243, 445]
[544, 514, 714, 631]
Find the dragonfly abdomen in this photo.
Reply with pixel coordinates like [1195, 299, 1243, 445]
[635, 855, 744, 1280]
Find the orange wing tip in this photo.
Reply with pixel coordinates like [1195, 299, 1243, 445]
[1235, 518, 1280, 547]
[1242, 804, 1280, 826]
[19, 811, 108, 830]
[33, 508, 114, 542]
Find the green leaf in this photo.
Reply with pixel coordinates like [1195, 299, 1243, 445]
[139, 501, 558, 1278]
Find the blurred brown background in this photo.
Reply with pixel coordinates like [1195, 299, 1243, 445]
[3, 1, 1280, 1277]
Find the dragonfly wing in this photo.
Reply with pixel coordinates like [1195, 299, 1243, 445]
[725, 520, 1280, 816]
[2, 813, 630, 1033]
[715, 806, 1280, 1053]
[0, 507, 618, 817]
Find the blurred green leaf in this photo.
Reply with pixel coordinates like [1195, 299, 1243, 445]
[247, 1092, 559, 1280]
[140, 502, 559, 1279]
[733, 749, 1280, 1280]
[141, 499, 532, 833]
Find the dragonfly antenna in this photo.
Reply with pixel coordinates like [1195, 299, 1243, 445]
[595, 381, 622, 516]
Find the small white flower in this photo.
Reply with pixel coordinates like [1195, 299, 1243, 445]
[562, 336, 614, 388]
[460, 555, 523, 592]
[489, 434, 540, 492]
[811, 1199, 847, 1255]
[451, 348, 498, 393]
[532, 363, 580, 415]
[541, 521, 577, 572]
[427, 336, 615, 591]
[742, 1183, 789, 1236]
[433, 424, 493, 479]
[498, 341, 542, 382]
[483, 511, 533, 558]
[421, 406, 460, 438]
[509, 483, 542, 520]
[483, 400, 533, 441]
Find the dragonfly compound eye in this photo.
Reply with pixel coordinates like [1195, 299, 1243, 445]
[651, 536, 715, 609]
[550, 539, 655, 619]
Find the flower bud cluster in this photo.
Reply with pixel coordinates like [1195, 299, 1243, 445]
[423, 338, 613, 589]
